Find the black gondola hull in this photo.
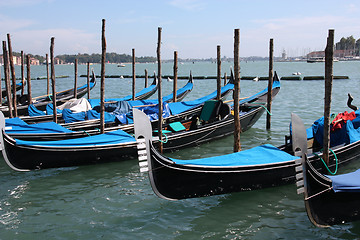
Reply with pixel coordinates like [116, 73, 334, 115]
[301, 150, 360, 227]
[2, 134, 137, 170]
[148, 143, 296, 200]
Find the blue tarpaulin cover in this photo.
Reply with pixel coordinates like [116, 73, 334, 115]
[28, 104, 46, 116]
[327, 169, 360, 192]
[46, 103, 63, 115]
[171, 144, 299, 167]
[88, 79, 193, 108]
[88, 83, 157, 108]
[62, 109, 86, 123]
[5, 118, 72, 134]
[312, 110, 360, 147]
[234, 80, 281, 107]
[119, 103, 171, 124]
[15, 128, 135, 147]
[86, 110, 116, 123]
[168, 82, 234, 115]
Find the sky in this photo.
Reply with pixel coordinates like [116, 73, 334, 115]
[1, 0, 360, 59]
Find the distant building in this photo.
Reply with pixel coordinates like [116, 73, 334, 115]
[281, 50, 287, 60]
[54, 57, 64, 65]
[30, 58, 40, 65]
[307, 49, 354, 59]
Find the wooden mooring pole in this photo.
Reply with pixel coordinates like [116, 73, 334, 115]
[217, 45, 221, 100]
[157, 27, 163, 153]
[100, 19, 106, 134]
[21, 51, 25, 96]
[26, 54, 32, 105]
[74, 59, 78, 98]
[266, 38, 274, 130]
[323, 29, 334, 165]
[7, 34, 18, 117]
[144, 69, 148, 88]
[173, 51, 178, 102]
[46, 53, 50, 95]
[87, 62, 90, 99]
[2, 41, 13, 118]
[233, 29, 241, 152]
[50, 37, 57, 123]
[132, 48, 136, 101]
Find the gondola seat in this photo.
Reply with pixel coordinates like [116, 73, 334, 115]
[189, 100, 228, 130]
[199, 100, 222, 123]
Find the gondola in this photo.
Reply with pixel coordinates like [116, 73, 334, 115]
[86, 76, 158, 108]
[0, 74, 275, 171]
[294, 113, 360, 227]
[5, 73, 231, 141]
[17, 73, 192, 124]
[133, 100, 360, 200]
[1, 82, 25, 97]
[0, 71, 97, 117]
[0, 111, 138, 171]
[133, 104, 297, 200]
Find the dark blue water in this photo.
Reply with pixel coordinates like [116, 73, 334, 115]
[2, 61, 360, 239]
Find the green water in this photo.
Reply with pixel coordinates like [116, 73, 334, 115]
[2, 61, 360, 239]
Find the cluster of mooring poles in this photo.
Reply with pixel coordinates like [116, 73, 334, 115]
[1, 34, 93, 119]
[2, 19, 278, 156]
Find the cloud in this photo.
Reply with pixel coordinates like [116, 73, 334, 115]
[243, 15, 360, 56]
[346, 4, 359, 13]
[0, 14, 35, 33]
[7, 28, 98, 55]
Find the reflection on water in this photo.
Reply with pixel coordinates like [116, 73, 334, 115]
[1, 61, 360, 239]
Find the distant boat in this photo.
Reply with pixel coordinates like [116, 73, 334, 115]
[292, 72, 301, 75]
[167, 77, 173, 82]
[117, 64, 126, 67]
[253, 77, 259, 81]
[307, 57, 338, 63]
[307, 57, 325, 63]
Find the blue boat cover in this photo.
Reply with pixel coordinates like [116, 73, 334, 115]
[312, 110, 360, 147]
[15, 128, 135, 147]
[171, 144, 299, 167]
[77, 80, 95, 90]
[86, 110, 116, 123]
[62, 109, 86, 123]
[235, 80, 281, 107]
[5, 117, 72, 134]
[168, 82, 234, 115]
[88, 83, 157, 108]
[118, 103, 171, 124]
[46, 103, 63, 115]
[88, 80, 192, 109]
[92, 101, 131, 115]
[327, 169, 360, 192]
[28, 104, 46, 116]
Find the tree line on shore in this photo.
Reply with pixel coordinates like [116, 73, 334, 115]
[335, 36, 360, 55]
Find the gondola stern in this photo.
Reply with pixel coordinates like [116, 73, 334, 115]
[91, 69, 97, 87]
[291, 113, 332, 228]
[133, 108, 178, 200]
[133, 108, 153, 173]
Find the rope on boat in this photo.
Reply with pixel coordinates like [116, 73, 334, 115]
[305, 186, 333, 201]
[82, 130, 91, 136]
[246, 102, 272, 116]
[159, 132, 168, 143]
[314, 148, 338, 175]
